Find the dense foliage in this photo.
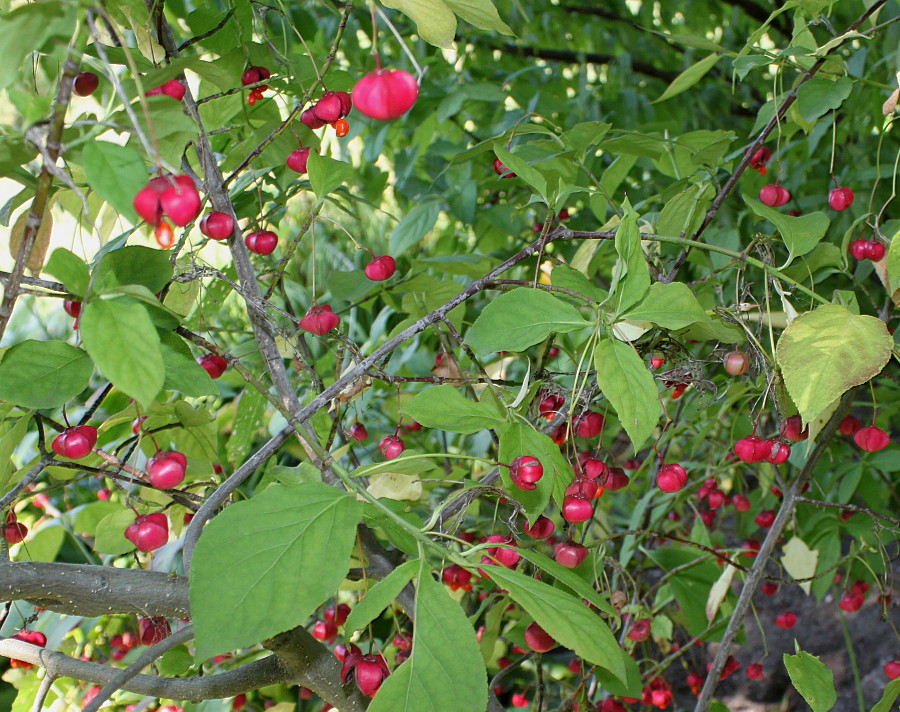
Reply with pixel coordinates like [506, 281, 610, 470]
[1, 1, 900, 712]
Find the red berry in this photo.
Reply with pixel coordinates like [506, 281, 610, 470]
[301, 108, 326, 130]
[650, 355, 665, 369]
[73, 71, 99, 96]
[767, 441, 791, 465]
[849, 239, 869, 260]
[63, 299, 82, 317]
[348, 423, 368, 441]
[313, 91, 350, 123]
[605, 467, 630, 491]
[353, 69, 418, 121]
[562, 494, 594, 523]
[839, 415, 863, 435]
[124, 512, 169, 552]
[733, 435, 770, 463]
[133, 175, 200, 227]
[838, 592, 864, 612]
[733, 494, 751, 512]
[854, 425, 889, 452]
[146, 79, 185, 101]
[754, 509, 775, 528]
[378, 435, 405, 460]
[286, 146, 311, 174]
[553, 540, 588, 568]
[828, 186, 854, 211]
[509, 455, 543, 490]
[364, 255, 396, 281]
[746, 663, 764, 680]
[724, 350, 749, 375]
[574, 411, 604, 438]
[656, 463, 687, 493]
[884, 659, 900, 680]
[746, 146, 771, 175]
[780, 415, 808, 442]
[241, 66, 271, 86]
[441, 564, 473, 591]
[521, 515, 554, 539]
[865, 240, 886, 260]
[51, 425, 98, 459]
[245, 230, 278, 255]
[340, 652, 390, 697]
[759, 184, 790, 207]
[493, 157, 515, 178]
[774, 611, 797, 629]
[138, 616, 171, 646]
[311, 620, 337, 642]
[146, 450, 187, 489]
[199, 212, 234, 240]
[198, 353, 228, 379]
[523, 622, 556, 653]
[300, 304, 340, 335]
[333, 118, 350, 137]
[626, 619, 651, 642]
[323, 603, 351, 626]
[760, 582, 778, 595]
[511, 693, 528, 708]
[482, 534, 520, 568]
[4, 519, 27, 544]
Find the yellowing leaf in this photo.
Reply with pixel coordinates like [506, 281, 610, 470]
[366, 472, 423, 501]
[781, 536, 818, 595]
[705, 564, 736, 622]
[9, 204, 53, 273]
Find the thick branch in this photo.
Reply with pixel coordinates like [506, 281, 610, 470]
[0, 562, 189, 618]
[0, 639, 287, 699]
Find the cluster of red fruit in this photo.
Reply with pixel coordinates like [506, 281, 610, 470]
[7, 629, 47, 669]
[241, 66, 270, 105]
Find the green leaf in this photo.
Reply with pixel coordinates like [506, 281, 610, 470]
[0, 3, 75, 90]
[443, 0, 512, 34]
[653, 53, 722, 103]
[562, 122, 612, 153]
[44, 248, 90, 297]
[368, 566, 487, 712]
[80, 298, 165, 407]
[94, 509, 139, 555]
[379, 0, 457, 48]
[611, 202, 650, 313]
[783, 650, 836, 712]
[498, 423, 572, 522]
[0, 340, 93, 409]
[389, 201, 442, 255]
[158, 332, 217, 397]
[594, 338, 660, 451]
[306, 151, 352, 199]
[744, 195, 829, 266]
[82, 142, 147, 222]
[16, 525, 64, 562]
[493, 146, 547, 199]
[400, 385, 506, 434]
[190, 482, 361, 660]
[483, 566, 628, 686]
[465, 288, 592, 354]
[515, 548, 614, 616]
[92, 246, 174, 295]
[623, 282, 708, 329]
[656, 183, 714, 239]
[796, 77, 853, 122]
[344, 560, 418, 633]
[226, 389, 267, 467]
[0, 417, 29, 493]
[871, 679, 900, 712]
[775, 304, 892, 424]
[887, 226, 900, 297]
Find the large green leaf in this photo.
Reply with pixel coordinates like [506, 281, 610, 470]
[368, 566, 487, 712]
[389, 201, 442, 255]
[464, 288, 592, 354]
[611, 202, 650, 313]
[871, 679, 900, 712]
[159, 331, 217, 398]
[594, 338, 661, 451]
[80, 298, 165, 407]
[656, 183, 715, 239]
[82, 142, 147, 222]
[379, 0, 457, 48]
[775, 305, 892, 424]
[400, 385, 506, 434]
[307, 151, 353, 199]
[0, 3, 75, 90]
[43, 248, 90, 297]
[190, 483, 361, 660]
[343, 560, 418, 634]
[497, 423, 572, 522]
[0, 417, 29, 493]
[483, 566, 629, 687]
[493, 146, 547, 200]
[795, 77, 853, 122]
[783, 650, 836, 712]
[622, 282, 708, 329]
[744, 195, 829, 266]
[92, 246, 174, 295]
[0, 340, 93, 409]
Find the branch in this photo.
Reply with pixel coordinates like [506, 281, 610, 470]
[0, 639, 287, 700]
[0, 272, 68, 295]
[0, 40, 79, 342]
[0, 561, 189, 618]
[692, 388, 855, 711]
